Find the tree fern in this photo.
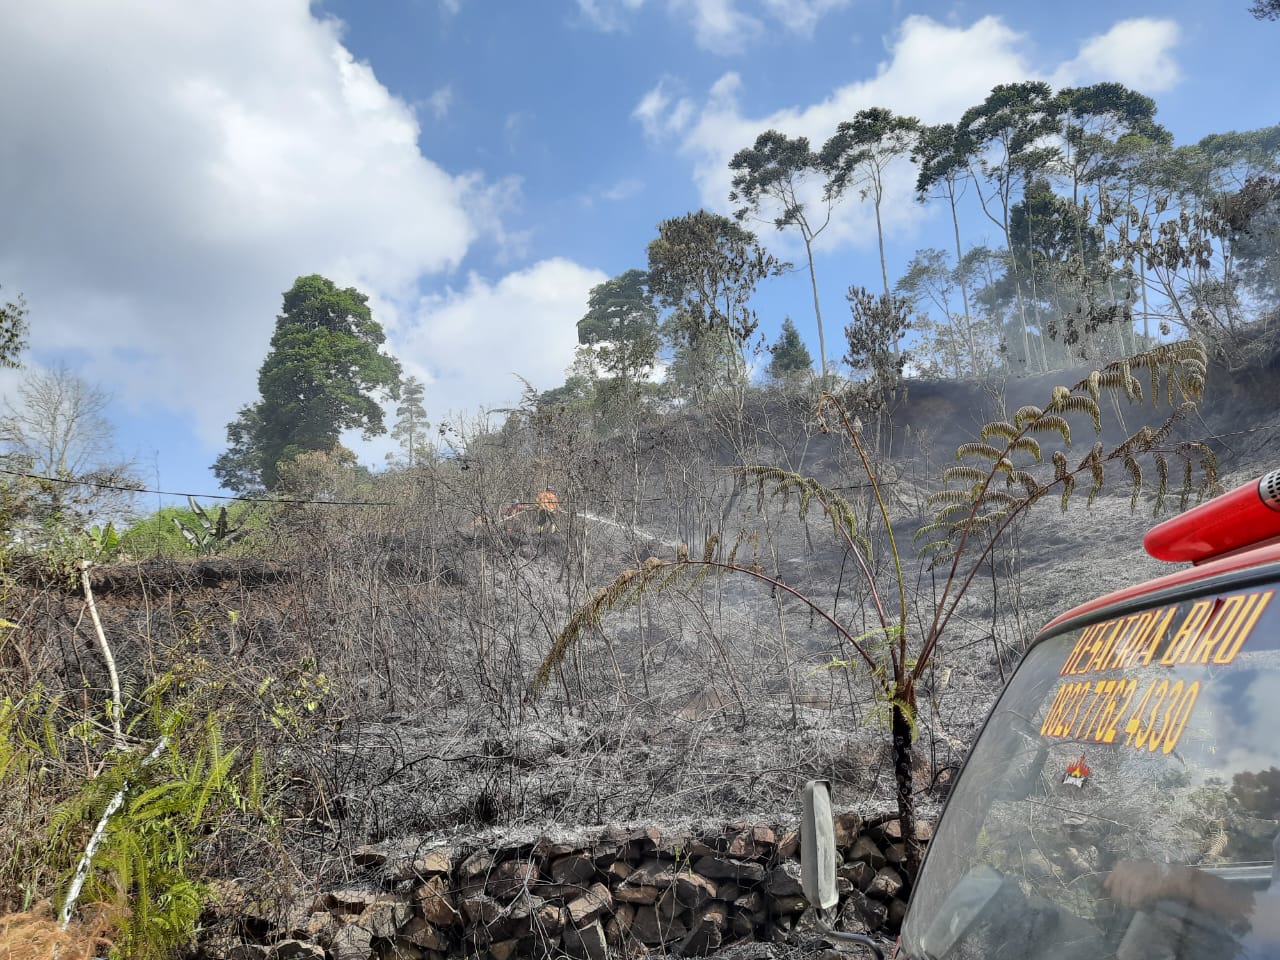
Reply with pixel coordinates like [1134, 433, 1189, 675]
[537, 339, 1218, 879]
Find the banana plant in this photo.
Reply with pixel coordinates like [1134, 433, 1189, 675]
[172, 497, 246, 555]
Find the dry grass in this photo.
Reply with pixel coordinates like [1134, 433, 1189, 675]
[0, 902, 114, 960]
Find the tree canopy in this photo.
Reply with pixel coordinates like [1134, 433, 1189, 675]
[767, 318, 813, 382]
[389, 376, 430, 468]
[0, 366, 139, 535]
[729, 130, 833, 373]
[577, 269, 661, 388]
[0, 285, 28, 369]
[214, 275, 402, 493]
[647, 211, 786, 345]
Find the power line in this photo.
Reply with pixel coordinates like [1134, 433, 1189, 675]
[0, 466, 395, 508]
[1, 421, 1272, 514]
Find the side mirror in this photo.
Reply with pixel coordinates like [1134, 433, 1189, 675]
[800, 779, 885, 960]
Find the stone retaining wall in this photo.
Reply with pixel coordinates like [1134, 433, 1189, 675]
[203, 815, 931, 960]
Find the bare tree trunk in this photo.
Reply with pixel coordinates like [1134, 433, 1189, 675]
[80, 560, 124, 750]
[948, 188, 978, 374]
[803, 233, 827, 375]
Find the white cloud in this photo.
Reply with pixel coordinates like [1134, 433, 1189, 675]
[633, 79, 697, 140]
[649, 14, 1183, 258]
[759, 0, 850, 38]
[0, 1, 488, 447]
[460, 174, 534, 264]
[670, 0, 763, 55]
[396, 258, 608, 421]
[577, 0, 847, 52]
[600, 178, 645, 202]
[575, 0, 647, 32]
[1052, 18, 1181, 93]
[424, 84, 454, 119]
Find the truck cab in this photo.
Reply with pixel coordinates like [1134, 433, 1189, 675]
[808, 470, 1280, 960]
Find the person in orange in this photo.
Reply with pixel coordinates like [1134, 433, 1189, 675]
[534, 486, 559, 533]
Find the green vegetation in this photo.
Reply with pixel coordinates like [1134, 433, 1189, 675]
[118, 501, 263, 558]
[213, 275, 402, 493]
[0, 285, 28, 370]
[388, 376, 431, 468]
[767, 318, 813, 384]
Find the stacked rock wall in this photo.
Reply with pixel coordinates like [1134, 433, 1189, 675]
[203, 815, 931, 960]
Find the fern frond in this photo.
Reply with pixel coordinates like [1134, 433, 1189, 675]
[726, 532, 743, 567]
[936, 502, 975, 523]
[1053, 395, 1102, 433]
[1008, 436, 1041, 463]
[940, 465, 987, 485]
[1084, 370, 1101, 401]
[1081, 443, 1106, 505]
[735, 465, 861, 544]
[1007, 470, 1043, 498]
[1060, 473, 1076, 512]
[1013, 405, 1044, 429]
[1153, 453, 1170, 516]
[980, 421, 1018, 444]
[702, 534, 719, 564]
[957, 441, 1003, 461]
[926, 489, 974, 508]
[913, 520, 956, 543]
[918, 538, 956, 558]
[976, 491, 1022, 511]
[1123, 454, 1142, 510]
[1028, 414, 1071, 446]
[532, 558, 676, 692]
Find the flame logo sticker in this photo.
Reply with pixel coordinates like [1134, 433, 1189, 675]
[1063, 754, 1091, 788]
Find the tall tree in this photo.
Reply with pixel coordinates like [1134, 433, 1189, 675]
[914, 123, 978, 359]
[959, 82, 1062, 370]
[0, 367, 139, 533]
[0, 285, 28, 369]
[729, 131, 832, 374]
[1053, 83, 1170, 205]
[1229, 175, 1280, 304]
[895, 248, 998, 378]
[822, 108, 921, 296]
[647, 211, 787, 399]
[766, 318, 814, 384]
[389, 376, 430, 468]
[576, 269, 661, 391]
[844, 287, 912, 397]
[214, 275, 402, 492]
[1252, 0, 1280, 19]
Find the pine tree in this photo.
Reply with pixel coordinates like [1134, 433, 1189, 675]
[766, 318, 813, 383]
[389, 376, 430, 467]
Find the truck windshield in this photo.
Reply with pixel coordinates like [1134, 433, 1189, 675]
[902, 580, 1280, 960]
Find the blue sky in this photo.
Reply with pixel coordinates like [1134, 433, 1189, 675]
[0, 1, 1275, 506]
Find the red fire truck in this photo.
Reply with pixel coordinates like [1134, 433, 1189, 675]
[805, 470, 1280, 960]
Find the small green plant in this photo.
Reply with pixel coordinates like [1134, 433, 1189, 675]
[84, 523, 120, 562]
[50, 675, 266, 960]
[256, 660, 330, 731]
